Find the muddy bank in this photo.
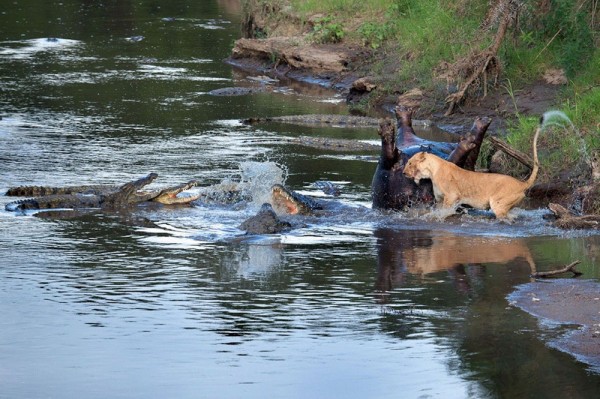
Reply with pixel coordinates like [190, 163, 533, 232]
[225, 2, 600, 216]
[227, 36, 564, 129]
[227, 36, 367, 92]
[508, 279, 600, 372]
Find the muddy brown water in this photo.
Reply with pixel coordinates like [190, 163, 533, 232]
[1, 1, 600, 398]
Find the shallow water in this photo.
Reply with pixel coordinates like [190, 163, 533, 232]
[1, 1, 600, 398]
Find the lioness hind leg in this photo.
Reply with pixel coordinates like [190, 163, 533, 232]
[490, 195, 523, 221]
[490, 199, 510, 219]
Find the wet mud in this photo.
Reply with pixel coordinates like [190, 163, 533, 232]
[508, 279, 600, 372]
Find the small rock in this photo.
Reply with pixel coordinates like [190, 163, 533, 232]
[397, 88, 424, 109]
[352, 77, 377, 92]
[543, 68, 568, 85]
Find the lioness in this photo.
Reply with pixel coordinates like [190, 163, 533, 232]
[403, 126, 540, 219]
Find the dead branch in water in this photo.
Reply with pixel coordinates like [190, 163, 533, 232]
[488, 136, 534, 169]
[531, 261, 582, 278]
[548, 203, 600, 229]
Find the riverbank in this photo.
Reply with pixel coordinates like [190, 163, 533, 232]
[227, 35, 563, 129]
[230, 0, 599, 215]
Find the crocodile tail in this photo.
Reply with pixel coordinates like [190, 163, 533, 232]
[5, 198, 40, 212]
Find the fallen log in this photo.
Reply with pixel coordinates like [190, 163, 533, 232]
[531, 261, 582, 278]
[230, 37, 356, 74]
[488, 136, 534, 169]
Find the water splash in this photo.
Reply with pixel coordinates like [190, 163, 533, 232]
[0, 38, 82, 60]
[237, 161, 288, 208]
[195, 161, 288, 208]
[540, 110, 575, 131]
[540, 110, 590, 165]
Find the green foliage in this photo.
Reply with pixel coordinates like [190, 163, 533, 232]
[564, 87, 600, 138]
[505, 88, 599, 184]
[506, 116, 539, 151]
[258, 0, 598, 156]
[391, 2, 483, 85]
[522, 0, 596, 78]
[386, 1, 414, 16]
[311, 16, 345, 43]
[357, 1, 417, 49]
[501, 78, 522, 116]
[358, 22, 390, 49]
[561, 51, 600, 152]
[291, 0, 390, 13]
[502, 46, 543, 85]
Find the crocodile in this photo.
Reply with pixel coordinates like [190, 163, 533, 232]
[243, 114, 381, 127]
[270, 184, 323, 215]
[239, 184, 325, 234]
[209, 87, 267, 96]
[242, 113, 435, 128]
[5, 174, 202, 212]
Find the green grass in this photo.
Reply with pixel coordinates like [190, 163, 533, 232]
[310, 15, 345, 43]
[290, 0, 390, 13]
[290, 0, 486, 87]
[505, 84, 599, 184]
[507, 49, 600, 157]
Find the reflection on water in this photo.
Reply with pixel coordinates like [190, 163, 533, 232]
[381, 230, 537, 276]
[1, 0, 600, 398]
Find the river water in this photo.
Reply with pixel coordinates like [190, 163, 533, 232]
[1, 1, 599, 398]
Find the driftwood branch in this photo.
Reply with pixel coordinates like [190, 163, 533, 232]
[531, 261, 582, 278]
[488, 136, 534, 169]
[549, 203, 600, 229]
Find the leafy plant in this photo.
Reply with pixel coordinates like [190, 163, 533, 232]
[358, 22, 389, 49]
[311, 16, 345, 43]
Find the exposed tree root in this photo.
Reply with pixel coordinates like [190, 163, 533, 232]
[444, 0, 521, 115]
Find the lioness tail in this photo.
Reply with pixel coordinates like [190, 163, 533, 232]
[525, 125, 541, 188]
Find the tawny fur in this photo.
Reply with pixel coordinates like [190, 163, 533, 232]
[403, 127, 540, 219]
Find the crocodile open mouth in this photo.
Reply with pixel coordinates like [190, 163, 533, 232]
[271, 184, 302, 215]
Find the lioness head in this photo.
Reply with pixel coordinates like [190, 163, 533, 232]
[403, 152, 429, 184]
